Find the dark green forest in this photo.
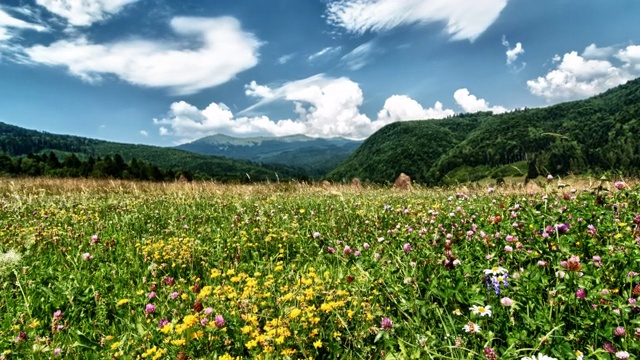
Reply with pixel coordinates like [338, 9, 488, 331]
[329, 77, 640, 184]
[0, 122, 301, 182]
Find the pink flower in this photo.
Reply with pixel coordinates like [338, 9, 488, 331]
[53, 310, 63, 320]
[363, 243, 370, 249]
[343, 246, 352, 255]
[613, 326, 626, 337]
[81, 252, 92, 261]
[145, 303, 156, 313]
[504, 245, 513, 253]
[381, 317, 392, 330]
[327, 246, 335, 254]
[147, 291, 156, 299]
[214, 315, 225, 327]
[576, 288, 586, 299]
[615, 181, 626, 190]
[500, 297, 513, 307]
[53, 348, 62, 356]
[90, 234, 99, 244]
[204, 307, 214, 315]
[170, 291, 179, 299]
[313, 232, 320, 238]
[403, 243, 412, 254]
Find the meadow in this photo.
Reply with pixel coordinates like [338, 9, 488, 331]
[0, 177, 638, 359]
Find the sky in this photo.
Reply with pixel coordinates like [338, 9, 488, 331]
[0, 0, 639, 146]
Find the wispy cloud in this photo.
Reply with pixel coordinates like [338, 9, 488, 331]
[325, 0, 508, 41]
[340, 41, 376, 70]
[308, 46, 341, 62]
[277, 53, 294, 65]
[0, 7, 47, 42]
[23, 16, 261, 95]
[35, 0, 141, 27]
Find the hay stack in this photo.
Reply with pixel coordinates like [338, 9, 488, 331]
[394, 173, 412, 191]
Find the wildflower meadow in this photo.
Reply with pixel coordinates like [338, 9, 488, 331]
[0, 178, 639, 359]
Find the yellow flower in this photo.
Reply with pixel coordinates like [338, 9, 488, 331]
[313, 340, 322, 348]
[116, 299, 130, 306]
[171, 338, 186, 346]
[289, 308, 302, 319]
[160, 323, 173, 334]
[28, 319, 40, 328]
[110, 341, 121, 350]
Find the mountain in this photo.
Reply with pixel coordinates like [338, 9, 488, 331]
[176, 134, 362, 178]
[329, 77, 640, 185]
[0, 122, 299, 181]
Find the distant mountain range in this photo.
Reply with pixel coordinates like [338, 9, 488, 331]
[176, 134, 362, 178]
[329, 77, 640, 184]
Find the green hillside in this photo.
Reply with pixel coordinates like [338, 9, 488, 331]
[329, 77, 640, 184]
[0, 122, 298, 181]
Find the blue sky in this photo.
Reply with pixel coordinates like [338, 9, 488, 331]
[0, 0, 639, 146]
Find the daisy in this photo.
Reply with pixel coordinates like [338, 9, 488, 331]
[462, 321, 481, 333]
[574, 350, 584, 360]
[484, 266, 508, 275]
[470, 305, 492, 317]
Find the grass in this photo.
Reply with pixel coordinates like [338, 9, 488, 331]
[0, 177, 638, 359]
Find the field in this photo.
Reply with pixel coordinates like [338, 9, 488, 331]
[0, 178, 639, 359]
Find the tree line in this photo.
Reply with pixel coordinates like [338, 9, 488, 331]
[0, 151, 191, 181]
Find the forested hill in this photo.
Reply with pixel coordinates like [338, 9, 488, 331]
[329, 77, 640, 184]
[0, 122, 299, 181]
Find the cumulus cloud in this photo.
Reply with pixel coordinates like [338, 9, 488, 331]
[35, 0, 140, 27]
[453, 88, 507, 114]
[0, 7, 46, 42]
[527, 45, 640, 102]
[154, 74, 471, 143]
[325, 0, 508, 41]
[582, 43, 615, 59]
[23, 16, 260, 95]
[376, 95, 454, 125]
[340, 41, 376, 70]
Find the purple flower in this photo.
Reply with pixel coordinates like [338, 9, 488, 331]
[214, 315, 225, 327]
[403, 243, 412, 254]
[484, 347, 498, 360]
[15, 331, 27, 343]
[170, 291, 179, 299]
[200, 317, 209, 326]
[158, 318, 169, 328]
[614, 326, 626, 337]
[164, 276, 175, 286]
[147, 291, 156, 299]
[53, 310, 63, 320]
[603, 342, 617, 353]
[145, 303, 156, 313]
[343, 246, 352, 255]
[587, 224, 597, 235]
[327, 246, 335, 254]
[381, 317, 392, 330]
[576, 288, 586, 299]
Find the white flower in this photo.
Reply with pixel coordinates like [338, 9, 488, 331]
[470, 305, 492, 317]
[462, 321, 481, 333]
[574, 350, 584, 360]
[616, 351, 630, 360]
[521, 354, 558, 360]
[484, 266, 508, 275]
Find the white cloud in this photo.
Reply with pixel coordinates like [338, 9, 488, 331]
[453, 88, 507, 114]
[308, 46, 341, 62]
[582, 43, 615, 59]
[325, 0, 508, 41]
[154, 74, 463, 143]
[617, 45, 640, 71]
[0, 7, 46, 41]
[376, 95, 454, 126]
[341, 41, 376, 70]
[24, 16, 260, 95]
[277, 53, 294, 65]
[527, 46, 640, 102]
[501, 36, 524, 65]
[140, 130, 148, 136]
[245, 81, 275, 99]
[35, 0, 140, 27]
